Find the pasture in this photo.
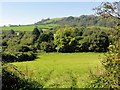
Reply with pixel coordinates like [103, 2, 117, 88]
[1, 24, 110, 32]
[11, 53, 104, 88]
[1, 24, 59, 31]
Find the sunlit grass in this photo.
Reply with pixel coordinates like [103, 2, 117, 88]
[11, 52, 104, 88]
[1, 24, 60, 31]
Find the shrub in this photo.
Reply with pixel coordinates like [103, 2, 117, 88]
[2, 52, 37, 62]
[2, 63, 43, 89]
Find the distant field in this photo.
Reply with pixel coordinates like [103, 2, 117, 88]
[1, 23, 110, 32]
[11, 53, 104, 88]
[1, 24, 60, 31]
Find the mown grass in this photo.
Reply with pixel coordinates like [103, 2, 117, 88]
[1, 24, 60, 31]
[11, 52, 104, 88]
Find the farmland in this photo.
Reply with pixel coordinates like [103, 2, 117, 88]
[0, 24, 60, 31]
[2, 1, 120, 89]
[11, 53, 104, 88]
[2, 16, 112, 88]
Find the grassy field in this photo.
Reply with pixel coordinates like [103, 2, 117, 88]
[11, 53, 104, 88]
[1, 23, 110, 32]
[1, 24, 60, 31]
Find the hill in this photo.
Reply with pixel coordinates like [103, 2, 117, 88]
[36, 15, 116, 28]
[1, 15, 116, 31]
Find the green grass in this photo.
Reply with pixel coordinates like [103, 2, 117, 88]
[1, 24, 60, 31]
[11, 52, 104, 88]
[1, 23, 110, 32]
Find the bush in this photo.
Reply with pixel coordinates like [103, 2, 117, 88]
[2, 63, 43, 89]
[40, 41, 56, 52]
[18, 45, 31, 52]
[2, 52, 17, 62]
[17, 52, 36, 61]
[2, 52, 37, 62]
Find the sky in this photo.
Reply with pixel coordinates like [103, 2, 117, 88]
[0, 1, 119, 26]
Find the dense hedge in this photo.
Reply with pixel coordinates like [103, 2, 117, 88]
[2, 52, 36, 62]
[2, 63, 43, 89]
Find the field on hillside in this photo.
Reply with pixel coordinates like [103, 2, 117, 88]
[1, 24, 110, 32]
[1, 24, 59, 31]
[10, 53, 104, 88]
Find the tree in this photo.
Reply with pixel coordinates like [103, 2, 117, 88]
[89, 31, 109, 52]
[77, 36, 90, 52]
[32, 26, 40, 36]
[39, 33, 49, 42]
[54, 27, 77, 52]
[88, 2, 120, 89]
[40, 41, 55, 52]
[94, 2, 120, 19]
[32, 26, 40, 43]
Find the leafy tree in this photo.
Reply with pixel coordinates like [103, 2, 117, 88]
[40, 41, 55, 52]
[40, 42, 48, 52]
[38, 31, 54, 43]
[20, 32, 34, 45]
[77, 36, 90, 52]
[54, 27, 77, 52]
[89, 31, 109, 52]
[39, 33, 49, 42]
[32, 26, 40, 36]
[88, 2, 120, 89]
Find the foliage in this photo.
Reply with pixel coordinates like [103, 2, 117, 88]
[87, 2, 120, 89]
[54, 27, 77, 52]
[88, 32, 120, 89]
[36, 15, 116, 28]
[39, 33, 50, 42]
[32, 27, 40, 36]
[93, 2, 120, 19]
[2, 63, 42, 89]
[2, 52, 36, 62]
[3, 26, 110, 53]
[40, 41, 56, 52]
[1, 22, 113, 62]
[54, 26, 110, 52]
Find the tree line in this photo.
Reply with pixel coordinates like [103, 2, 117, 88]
[2, 25, 116, 62]
[37, 15, 117, 28]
